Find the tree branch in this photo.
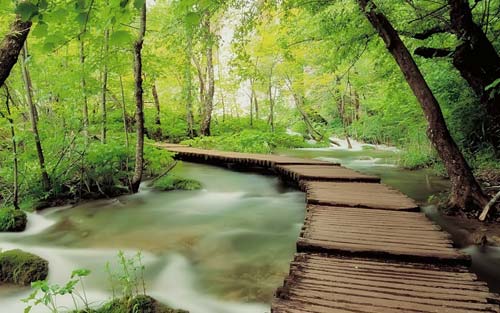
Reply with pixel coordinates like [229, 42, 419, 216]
[414, 46, 453, 58]
[412, 25, 451, 39]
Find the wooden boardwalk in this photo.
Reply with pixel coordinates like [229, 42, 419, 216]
[161, 144, 500, 313]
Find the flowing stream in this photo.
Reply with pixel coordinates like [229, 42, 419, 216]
[1, 141, 500, 312]
[0, 163, 305, 313]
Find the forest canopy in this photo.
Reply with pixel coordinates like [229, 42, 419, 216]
[0, 0, 499, 215]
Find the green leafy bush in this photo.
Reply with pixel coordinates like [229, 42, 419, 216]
[153, 175, 202, 191]
[182, 129, 310, 154]
[0, 249, 48, 285]
[0, 209, 27, 232]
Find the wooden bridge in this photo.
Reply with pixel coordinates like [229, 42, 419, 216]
[161, 143, 500, 313]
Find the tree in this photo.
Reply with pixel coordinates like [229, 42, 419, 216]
[200, 11, 216, 136]
[0, 87, 19, 209]
[131, 1, 147, 193]
[0, 16, 31, 88]
[411, 0, 500, 149]
[21, 42, 51, 192]
[357, 0, 488, 211]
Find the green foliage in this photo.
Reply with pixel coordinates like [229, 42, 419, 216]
[182, 129, 310, 154]
[22, 251, 187, 313]
[0, 249, 48, 286]
[23, 268, 91, 313]
[0, 208, 27, 232]
[153, 175, 202, 191]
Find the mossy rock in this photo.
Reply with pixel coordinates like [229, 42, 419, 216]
[0, 249, 49, 285]
[153, 175, 202, 192]
[0, 209, 27, 232]
[85, 295, 188, 313]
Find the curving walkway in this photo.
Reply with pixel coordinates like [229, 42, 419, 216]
[161, 144, 500, 313]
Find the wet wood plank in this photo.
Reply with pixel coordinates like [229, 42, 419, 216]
[272, 254, 500, 313]
[298, 205, 468, 265]
[276, 164, 380, 183]
[303, 181, 419, 211]
[159, 143, 339, 167]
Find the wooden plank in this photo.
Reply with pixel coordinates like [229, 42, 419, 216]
[159, 143, 339, 167]
[303, 181, 419, 211]
[272, 254, 500, 313]
[276, 164, 380, 183]
[299, 205, 467, 265]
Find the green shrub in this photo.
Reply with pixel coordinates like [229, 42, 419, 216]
[0, 249, 48, 285]
[182, 129, 311, 154]
[153, 175, 202, 191]
[0, 209, 27, 232]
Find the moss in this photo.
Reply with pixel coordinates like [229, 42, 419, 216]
[153, 175, 202, 191]
[0, 249, 49, 285]
[78, 295, 188, 313]
[0, 209, 27, 232]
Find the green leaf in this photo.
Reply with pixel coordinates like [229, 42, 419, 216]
[110, 30, 133, 45]
[134, 0, 145, 9]
[185, 12, 200, 27]
[32, 21, 48, 37]
[76, 12, 87, 25]
[38, 0, 48, 10]
[15, 2, 39, 22]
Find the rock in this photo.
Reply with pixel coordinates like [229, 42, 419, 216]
[0, 249, 49, 285]
[94, 295, 188, 313]
[0, 209, 27, 232]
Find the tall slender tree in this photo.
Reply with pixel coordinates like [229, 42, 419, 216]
[131, 1, 147, 193]
[200, 12, 215, 136]
[21, 43, 51, 192]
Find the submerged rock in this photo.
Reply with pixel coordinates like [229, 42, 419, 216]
[83, 295, 188, 313]
[0, 209, 27, 232]
[0, 249, 49, 285]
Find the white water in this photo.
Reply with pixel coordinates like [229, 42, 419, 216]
[0, 163, 304, 313]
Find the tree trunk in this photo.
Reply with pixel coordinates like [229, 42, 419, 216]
[0, 16, 31, 88]
[448, 0, 500, 149]
[152, 82, 161, 126]
[119, 75, 131, 190]
[21, 43, 51, 192]
[79, 36, 89, 144]
[2, 87, 19, 209]
[101, 28, 109, 144]
[131, 2, 146, 193]
[184, 28, 195, 138]
[152, 81, 162, 140]
[200, 13, 215, 136]
[268, 79, 274, 132]
[357, 0, 488, 211]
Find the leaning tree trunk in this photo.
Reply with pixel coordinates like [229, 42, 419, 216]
[21, 43, 51, 192]
[131, 2, 146, 193]
[0, 16, 31, 88]
[200, 14, 215, 136]
[357, 0, 488, 211]
[448, 0, 500, 149]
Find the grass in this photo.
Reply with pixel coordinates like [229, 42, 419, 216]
[0, 208, 27, 232]
[153, 175, 202, 191]
[0, 249, 49, 285]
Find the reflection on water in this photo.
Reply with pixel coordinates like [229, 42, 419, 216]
[0, 163, 305, 313]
